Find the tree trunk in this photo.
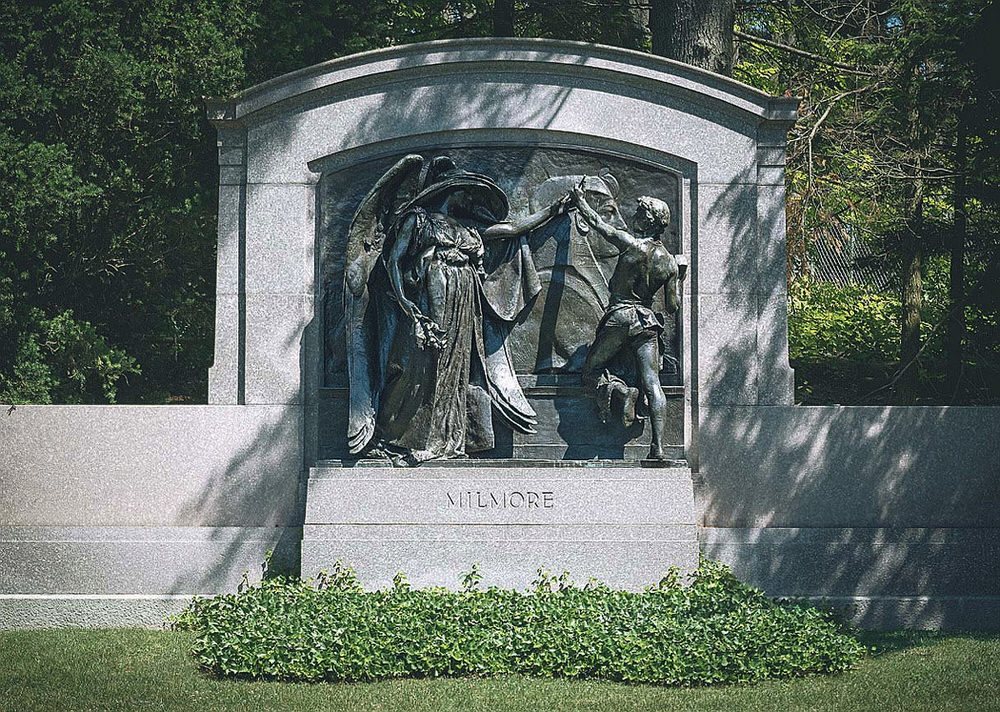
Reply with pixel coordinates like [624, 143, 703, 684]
[649, 0, 735, 75]
[493, 0, 515, 37]
[897, 170, 924, 405]
[629, 1, 650, 49]
[946, 111, 968, 400]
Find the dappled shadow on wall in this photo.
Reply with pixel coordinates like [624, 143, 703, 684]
[699, 403, 1000, 629]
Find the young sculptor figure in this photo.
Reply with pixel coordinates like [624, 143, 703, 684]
[570, 182, 681, 460]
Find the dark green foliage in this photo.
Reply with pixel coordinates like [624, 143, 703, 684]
[174, 559, 864, 685]
[789, 281, 901, 365]
[242, 1, 489, 85]
[0, 0, 649, 404]
[789, 280, 899, 404]
[0, 0, 255, 403]
[516, 1, 647, 50]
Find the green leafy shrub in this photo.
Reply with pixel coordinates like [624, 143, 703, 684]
[787, 271, 1000, 404]
[174, 559, 864, 685]
[788, 280, 902, 404]
[788, 280, 901, 364]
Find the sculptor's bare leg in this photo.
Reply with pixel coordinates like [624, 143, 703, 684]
[581, 324, 629, 387]
[635, 334, 667, 460]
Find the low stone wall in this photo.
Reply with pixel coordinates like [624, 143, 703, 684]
[0, 405, 304, 628]
[2, 404, 997, 629]
[698, 405, 1000, 630]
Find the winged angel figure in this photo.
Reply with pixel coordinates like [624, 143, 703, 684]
[343, 154, 571, 464]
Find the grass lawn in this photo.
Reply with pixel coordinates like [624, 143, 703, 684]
[1, 629, 998, 712]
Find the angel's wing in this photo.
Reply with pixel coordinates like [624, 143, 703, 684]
[345, 154, 424, 454]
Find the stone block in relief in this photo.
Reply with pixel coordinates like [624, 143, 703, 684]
[302, 538, 699, 591]
[698, 405, 1000, 529]
[243, 293, 313, 405]
[305, 465, 695, 525]
[244, 183, 316, 295]
[208, 292, 240, 405]
[0, 596, 193, 630]
[695, 292, 759, 405]
[694, 182, 758, 294]
[0, 405, 303, 527]
[0, 526, 300, 595]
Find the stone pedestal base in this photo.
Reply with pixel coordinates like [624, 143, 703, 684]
[302, 461, 698, 590]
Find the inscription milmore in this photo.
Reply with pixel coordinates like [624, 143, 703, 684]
[447, 490, 554, 509]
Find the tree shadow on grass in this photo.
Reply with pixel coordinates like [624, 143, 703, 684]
[856, 629, 1000, 658]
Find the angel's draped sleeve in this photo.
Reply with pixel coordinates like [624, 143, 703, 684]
[480, 234, 542, 323]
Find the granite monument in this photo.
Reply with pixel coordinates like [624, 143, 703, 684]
[201, 38, 799, 589]
[4, 42, 997, 632]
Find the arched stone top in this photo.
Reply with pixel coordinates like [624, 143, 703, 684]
[207, 38, 798, 126]
[205, 37, 798, 420]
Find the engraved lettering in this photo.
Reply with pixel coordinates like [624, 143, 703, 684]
[445, 490, 555, 509]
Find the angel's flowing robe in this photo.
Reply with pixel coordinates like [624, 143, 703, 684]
[374, 208, 538, 463]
